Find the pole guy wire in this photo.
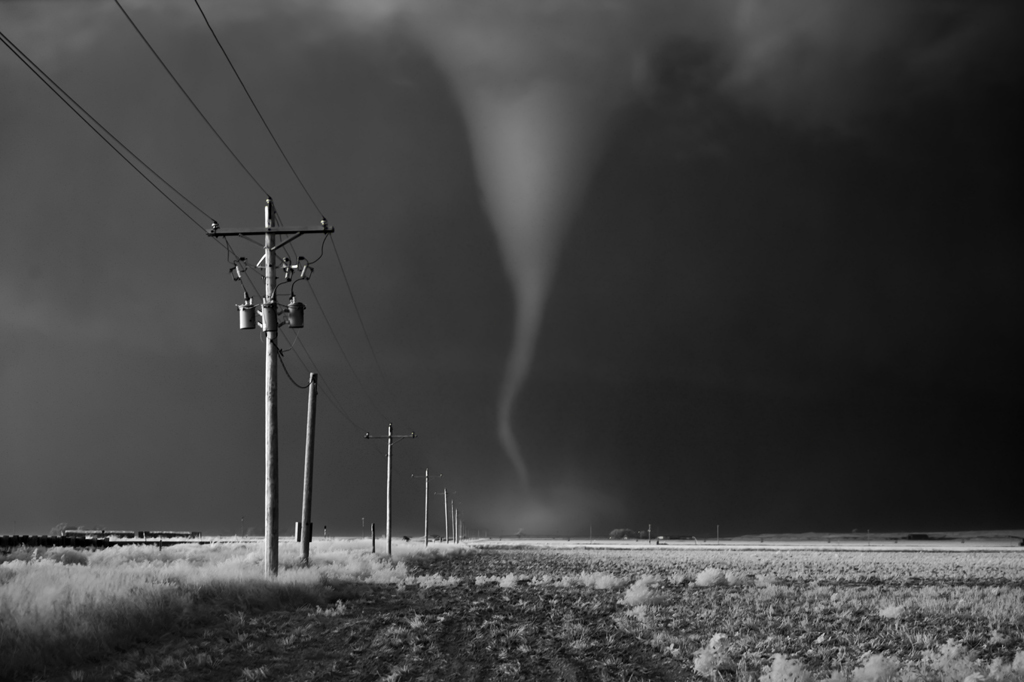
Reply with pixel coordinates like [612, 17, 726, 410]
[193, 0, 325, 219]
[114, 0, 271, 198]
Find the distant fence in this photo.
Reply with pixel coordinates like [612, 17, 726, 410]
[61, 530, 202, 540]
[0, 530, 204, 550]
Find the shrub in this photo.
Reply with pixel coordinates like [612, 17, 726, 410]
[609, 529, 639, 540]
[695, 567, 727, 587]
[621, 576, 664, 607]
[693, 633, 734, 678]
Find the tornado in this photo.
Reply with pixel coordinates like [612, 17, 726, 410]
[408, 5, 644, 484]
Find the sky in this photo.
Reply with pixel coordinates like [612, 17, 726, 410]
[1, 0, 1020, 539]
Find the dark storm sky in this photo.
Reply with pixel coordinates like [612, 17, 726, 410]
[1, 0, 1020, 538]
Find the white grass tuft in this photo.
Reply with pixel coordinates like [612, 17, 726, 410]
[878, 604, 906, 619]
[693, 632, 734, 678]
[577, 572, 628, 590]
[621, 576, 664, 607]
[694, 566, 728, 587]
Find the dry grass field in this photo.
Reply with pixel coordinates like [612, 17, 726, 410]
[2, 538, 1023, 681]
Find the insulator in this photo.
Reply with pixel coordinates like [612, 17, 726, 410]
[237, 301, 256, 330]
[262, 302, 278, 332]
[288, 297, 305, 329]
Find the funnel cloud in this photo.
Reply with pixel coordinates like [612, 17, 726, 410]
[408, 6, 642, 484]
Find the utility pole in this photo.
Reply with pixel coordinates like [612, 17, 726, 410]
[299, 373, 318, 565]
[365, 423, 415, 556]
[412, 469, 441, 547]
[434, 488, 450, 542]
[448, 493, 457, 543]
[454, 506, 459, 543]
[208, 197, 332, 577]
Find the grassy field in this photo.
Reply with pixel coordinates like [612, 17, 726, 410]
[2, 538, 1023, 681]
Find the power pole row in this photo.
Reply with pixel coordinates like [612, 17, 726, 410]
[411, 469, 441, 547]
[212, 202, 465, 572]
[434, 488, 450, 543]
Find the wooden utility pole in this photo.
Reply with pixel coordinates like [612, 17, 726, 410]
[454, 507, 459, 543]
[207, 198, 333, 577]
[412, 469, 440, 547]
[263, 200, 279, 576]
[450, 497, 456, 543]
[365, 423, 415, 556]
[433, 488, 450, 543]
[299, 373, 318, 565]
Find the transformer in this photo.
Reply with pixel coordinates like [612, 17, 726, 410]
[288, 298, 305, 328]
[237, 301, 255, 330]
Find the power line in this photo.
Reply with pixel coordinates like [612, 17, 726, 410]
[304, 281, 389, 422]
[193, 0, 325, 219]
[288, 333, 386, 456]
[0, 28, 218, 239]
[273, 340, 312, 389]
[329, 234, 393, 392]
[113, 0, 270, 197]
[284, 330, 372, 436]
[20, 3, 403, 449]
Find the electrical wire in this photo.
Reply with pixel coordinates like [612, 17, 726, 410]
[193, 0, 325, 219]
[329, 234, 393, 391]
[283, 330, 375, 438]
[305, 280, 389, 422]
[307, 234, 329, 265]
[274, 340, 312, 389]
[0, 28, 220, 241]
[113, 0, 270, 198]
